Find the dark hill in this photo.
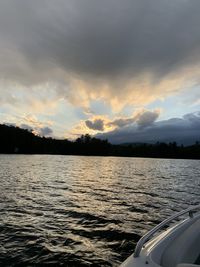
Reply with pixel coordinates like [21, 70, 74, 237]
[0, 124, 110, 155]
[0, 124, 200, 159]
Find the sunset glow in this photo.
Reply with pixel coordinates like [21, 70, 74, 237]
[0, 0, 200, 144]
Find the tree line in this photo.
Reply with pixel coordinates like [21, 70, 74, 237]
[0, 124, 200, 159]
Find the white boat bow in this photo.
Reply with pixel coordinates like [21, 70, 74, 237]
[120, 204, 200, 267]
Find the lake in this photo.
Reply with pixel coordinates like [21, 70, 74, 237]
[0, 155, 199, 266]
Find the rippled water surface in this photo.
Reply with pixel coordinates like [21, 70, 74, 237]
[0, 155, 200, 266]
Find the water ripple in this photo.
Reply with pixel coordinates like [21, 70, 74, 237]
[0, 155, 199, 266]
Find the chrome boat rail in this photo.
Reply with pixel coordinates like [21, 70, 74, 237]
[134, 204, 200, 258]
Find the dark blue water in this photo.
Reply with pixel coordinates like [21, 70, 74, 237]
[0, 155, 199, 266]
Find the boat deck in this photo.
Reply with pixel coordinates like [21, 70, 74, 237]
[161, 216, 200, 267]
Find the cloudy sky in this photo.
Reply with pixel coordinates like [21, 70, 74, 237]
[0, 0, 200, 144]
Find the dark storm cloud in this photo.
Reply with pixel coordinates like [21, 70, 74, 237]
[97, 112, 200, 145]
[108, 118, 135, 128]
[38, 127, 53, 137]
[85, 119, 104, 131]
[20, 123, 53, 137]
[137, 110, 160, 128]
[1, 0, 200, 85]
[107, 110, 160, 129]
[20, 124, 33, 132]
[85, 110, 160, 132]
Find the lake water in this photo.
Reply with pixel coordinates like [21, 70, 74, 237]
[0, 155, 199, 266]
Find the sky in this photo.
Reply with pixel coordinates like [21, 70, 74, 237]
[0, 0, 200, 144]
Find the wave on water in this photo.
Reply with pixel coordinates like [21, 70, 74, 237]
[0, 155, 199, 266]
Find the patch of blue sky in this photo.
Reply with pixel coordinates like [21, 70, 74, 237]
[43, 100, 80, 124]
[89, 99, 112, 117]
[146, 87, 200, 121]
[0, 109, 17, 124]
[74, 107, 89, 120]
[120, 104, 136, 117]
[0, 106, 8, 114]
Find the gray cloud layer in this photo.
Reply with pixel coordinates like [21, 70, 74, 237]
[85, 119, 104, 131]
[39, 127, 53, 137]
[85, 110, 160, 131]
[97, 112, 200, 145]
[137, 111, 160, 129]
[20, 123, 53, 137]
[1, 0, 200, 86]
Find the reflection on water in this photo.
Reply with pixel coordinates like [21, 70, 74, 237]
[0, 155, 199, 266]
